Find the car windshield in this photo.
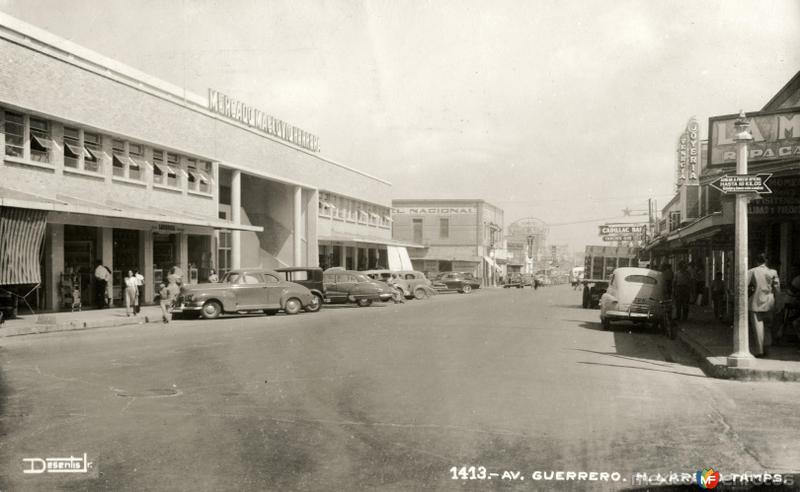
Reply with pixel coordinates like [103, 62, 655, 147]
[222, 272, 239, 284]
[355, 274, 372, 282]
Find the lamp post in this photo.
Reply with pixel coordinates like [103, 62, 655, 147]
[728, 111, 754, 368]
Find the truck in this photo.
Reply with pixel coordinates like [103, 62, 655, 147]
[581, 245, 640, 308]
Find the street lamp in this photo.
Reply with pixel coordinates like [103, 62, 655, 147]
[728, 110, 754, 368]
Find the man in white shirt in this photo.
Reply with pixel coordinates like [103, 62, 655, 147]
[134, 270, 145, 314]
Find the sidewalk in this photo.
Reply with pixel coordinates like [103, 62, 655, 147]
[0, 305, 164, 337]
[676, 304, 800, 382]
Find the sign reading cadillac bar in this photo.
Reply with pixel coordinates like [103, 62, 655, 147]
[708, 109, 800, 167]
[208, 89, 320, 152]
[598, 224, 646, 235]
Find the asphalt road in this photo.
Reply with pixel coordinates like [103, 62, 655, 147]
[2, 286, 800, 491]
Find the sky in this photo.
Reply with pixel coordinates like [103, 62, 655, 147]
[2, 0, 798, 251]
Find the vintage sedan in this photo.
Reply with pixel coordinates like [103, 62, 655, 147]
[599, 267, 665, 331]
[432, 272, 481, 294]
[323, 270, 393, 306]
[174, 269, 316, 319]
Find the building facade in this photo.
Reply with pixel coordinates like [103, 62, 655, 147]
[391, 199, 505, 285]
[644, 70, 800, 314]
[0, 13, 392, 312]
[505, 217, 549, 274]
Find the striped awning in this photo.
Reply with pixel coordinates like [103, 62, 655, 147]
[0, 206, 47, 285]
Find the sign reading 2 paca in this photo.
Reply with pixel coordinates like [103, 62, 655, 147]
[748, 175, 800, 217]
[708, 109, 800, 167]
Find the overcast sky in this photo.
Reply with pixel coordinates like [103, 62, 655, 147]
[2, 0, 798, 250]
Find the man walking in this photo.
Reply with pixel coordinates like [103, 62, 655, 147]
[673, 262, 692, 322]
[748, 253, 780, 357]
[94, 261, 111, 308]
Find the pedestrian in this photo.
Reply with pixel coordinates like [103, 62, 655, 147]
[693, 261, 706, 306]
[386, 274, 405, 304]
[123, 270, 138, 317]
[94, 260, 111, 308]
[661, 263, 674, 300]
[748, 253, 780, 357]
[168, 265, 184, 286]
[134, 269, 144, 314]
[710, 271, 725, 321]
[159, 279, 180, 324]
[208, 268, 219, 283]
[673, 261, 692, 322]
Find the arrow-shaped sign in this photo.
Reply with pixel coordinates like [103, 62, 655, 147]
[709, 173, 773, 194]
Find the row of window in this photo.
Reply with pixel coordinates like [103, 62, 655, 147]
[2, 109, 213, 194]
[319, 192, 391, 227]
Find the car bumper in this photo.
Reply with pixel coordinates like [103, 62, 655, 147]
[171, 302, 203, 313]
[604, 310, 657, 320]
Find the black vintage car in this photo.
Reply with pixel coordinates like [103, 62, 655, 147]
[432, 272, 481, 294]
[275, 267, 324, 312]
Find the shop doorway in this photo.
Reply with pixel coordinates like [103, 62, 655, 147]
[188, 234, 212, 283]
[153, 233, 178, 290]
[113, 229, 140, 304]
[64, 225, 100, 307]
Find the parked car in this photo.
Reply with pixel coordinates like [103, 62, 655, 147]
[432, 272, 481, 294]
[599, 267, 665, 331]
[504, 273, 524, 289]
[275, 267, 324, 312]
[396, 270, 436, 299]
[174, 269, 316, 319]
[520, 274, 535, 287]
[323, 270, 392, 306]
[362, 269, 411, 296]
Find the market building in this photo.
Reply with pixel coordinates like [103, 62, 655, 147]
[391, 199, 506, 286]
[0, 12, 393, 312]
[644, 70, 800, 315]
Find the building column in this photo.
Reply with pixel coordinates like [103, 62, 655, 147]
[45, 224, 64, 310]
[306, 189, 319, 266]
[140, 230, 153, 303]
[179, 233, 189, 282]
[353, 246, 360, 271]
[51, 122, 64, 177]
[100, 227, 113, 305]
[231, 169, 242, 269]
[293, 185, 303, 266]
[340, 244, 346, 268]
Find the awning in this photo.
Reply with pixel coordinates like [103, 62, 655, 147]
[483, 255, 503, 273]
[64, 142, 83, 158]
[0, 206, 47, 285]
[318, 235, 425, 249]
[0, 186, 262, 232]
[387, 245, 414, 271]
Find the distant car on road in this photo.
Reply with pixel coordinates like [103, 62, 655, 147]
[174, 269, 316, 319]
[504, 273, 524, 289]
[323, 270, 392, 306]
[599, 267, 665, 331]
[432, 272, 481, 294]
[275, 267, 324, 312]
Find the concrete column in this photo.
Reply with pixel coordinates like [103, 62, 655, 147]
[100, 135, 113, 184]
[141, 230, 153, 303]
[307, 189, 319, 266]
[143, 147, 154, 192]
[353, 246, 359, 271]
[340, 244, 346, 268]
[231, 169, 242, 269]
[179, 233, 189, 281]
[293, 185, 303, 266]
[45, 224, 64, 310]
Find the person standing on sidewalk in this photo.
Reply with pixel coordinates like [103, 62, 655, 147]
[748, 253, 780, 357]
[673, 262, 692, 322]
[133, 270, 145, 315]
[123, 270, 139, 317]
[94, 261, 111, 308]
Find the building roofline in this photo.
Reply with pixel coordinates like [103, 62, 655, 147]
[392, 198, 501, 209]
[762, 70, 800, 112]
[0, 11, 391, 187]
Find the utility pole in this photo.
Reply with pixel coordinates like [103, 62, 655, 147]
[728, 111, 754, 367]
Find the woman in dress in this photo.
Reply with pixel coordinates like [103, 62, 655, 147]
[124, 270, 139, 317]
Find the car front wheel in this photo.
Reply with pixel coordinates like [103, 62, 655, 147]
[413, 287, 427, 300]
[305, 293, 323, 313]
[284, 298, 302, 315]
[356, 298, 372, 307]
[201, 301, 222, 320]
[461, 285, 473, 294]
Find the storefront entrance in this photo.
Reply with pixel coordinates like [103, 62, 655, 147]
[153, 233, 178, 291]
[188, 234, 212, 283]
[64, 225, 100, 307]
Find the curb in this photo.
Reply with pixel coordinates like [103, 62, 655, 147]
[0, 315, 156, 337]
[677, 328, 800, 382]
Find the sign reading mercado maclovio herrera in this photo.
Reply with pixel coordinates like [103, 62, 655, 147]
[207, 89, 320, 152]
[708, 108, 800, 167]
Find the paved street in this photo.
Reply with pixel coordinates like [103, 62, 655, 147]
[2, 286, 800, 491]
